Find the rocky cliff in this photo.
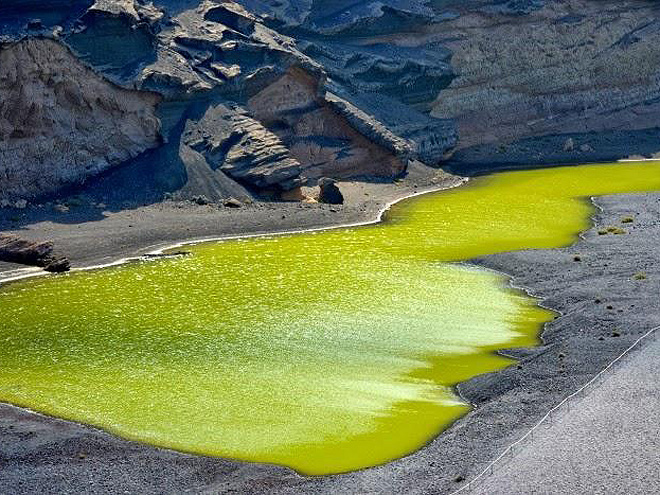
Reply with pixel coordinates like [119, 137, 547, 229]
[1, 0, 659, 203]
[0, 38, 161, 202]
[430, 0, 660, 173]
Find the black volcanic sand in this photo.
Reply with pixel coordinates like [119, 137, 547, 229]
[0, 165, 457, 276]
[1, 182, 659, 494]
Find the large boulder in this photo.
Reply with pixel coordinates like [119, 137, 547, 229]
[0, 234, 54, 266]
[317, 178, 344, 205]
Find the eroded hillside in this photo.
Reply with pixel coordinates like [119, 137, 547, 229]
[1, 0, 659, 204]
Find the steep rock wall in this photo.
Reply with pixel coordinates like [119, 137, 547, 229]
[428, 0, 660, 171]
[256, 0, 660, 171]
[0, 1, 455, 203]
[0, 38, 161, 201]
[3, 0, 660, 203]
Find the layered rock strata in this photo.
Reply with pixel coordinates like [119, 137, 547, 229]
[0, 39, 161, 201]
[2, 0, 660, 202]
[429, 0, 660, 172]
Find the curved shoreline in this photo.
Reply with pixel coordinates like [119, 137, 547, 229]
[3, 158, 657, 287]
[0, 178, 468, 285]
[2, 167, 660, 494]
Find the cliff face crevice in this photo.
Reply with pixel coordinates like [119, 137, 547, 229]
[0, 38, 161, 202]
[183, 101, 304, 191]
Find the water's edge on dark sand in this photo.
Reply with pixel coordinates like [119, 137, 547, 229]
[1, 188, 659, 494]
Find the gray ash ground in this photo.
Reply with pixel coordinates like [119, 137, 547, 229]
[0, 164, 457, 273]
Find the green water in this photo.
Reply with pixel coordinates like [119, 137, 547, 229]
[1, 161, 659, 474]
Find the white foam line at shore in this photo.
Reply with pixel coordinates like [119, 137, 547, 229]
[0, 178, 469, 286]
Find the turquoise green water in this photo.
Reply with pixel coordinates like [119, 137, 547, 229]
[1, 161, 659, 474]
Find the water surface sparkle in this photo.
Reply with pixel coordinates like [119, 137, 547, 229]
[1, 161, 659, 474]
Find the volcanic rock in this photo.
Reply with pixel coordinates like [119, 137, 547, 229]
[0, 234, 54, 267]
[44, 257, 71, 273]
[0, 39, 161, 202]
[317, 178, 344, 205]
[2, 0, 660, 202]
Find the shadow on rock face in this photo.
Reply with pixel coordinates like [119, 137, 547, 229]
[0, 0, 94, 34]
[444, 128, 660, 177]
[66, 12, 158, 82]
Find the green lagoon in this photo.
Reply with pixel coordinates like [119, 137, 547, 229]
[1, 161, 659, 474]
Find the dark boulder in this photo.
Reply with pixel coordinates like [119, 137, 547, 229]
[44, 257, 71, 273]
[0, 234, 54, 266]
[318, 178, 344, 205]
[0, 234, 70, 272]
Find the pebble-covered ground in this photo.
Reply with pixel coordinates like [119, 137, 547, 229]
[472, 333, 660, 495]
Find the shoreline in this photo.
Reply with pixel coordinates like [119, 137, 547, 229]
[2, 158, 657, 285]
[455, 321, 660, 494]
[1, 167, 659, 494]
[0, 167, 464, 284]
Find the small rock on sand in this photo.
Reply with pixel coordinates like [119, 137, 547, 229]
[44, 257, 71, 273]
[223, 197, 243, 208]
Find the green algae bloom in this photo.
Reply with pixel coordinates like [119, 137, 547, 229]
[1, 161, 659, 475]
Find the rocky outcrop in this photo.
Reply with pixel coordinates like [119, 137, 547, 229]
[66, 0, 421, 199]
[0, 234, 70, 272]
[0, 38, 161, 202]
[0, 0, 456, 203]
[144, 1, 414, 188]
[247, 69, 407, 182]
[183, 102, 303, 191]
